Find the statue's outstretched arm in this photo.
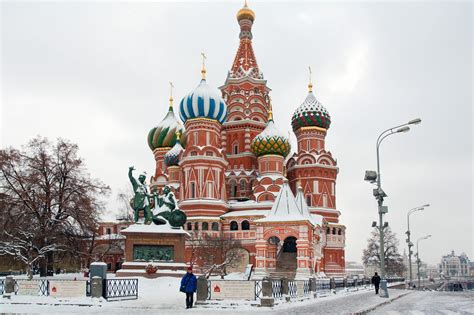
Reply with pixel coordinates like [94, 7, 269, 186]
[128, 166, 138, 190]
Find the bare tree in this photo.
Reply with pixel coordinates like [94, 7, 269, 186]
[0, 137, 109, 276]
[188, 233, 244, 279]
[362, 227, 406, 276]
[0, 230, 60, 279]
[116, 187, 134, 222]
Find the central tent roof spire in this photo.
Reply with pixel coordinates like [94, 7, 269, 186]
[228, 1, 261, 80]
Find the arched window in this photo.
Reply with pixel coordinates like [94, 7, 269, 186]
[240, 180, 246, 192]
[194, 222, 199, 231]
[202, 222, 209, 230]
[326, 227, 330, 234]
[187, 222, 192, 230]
[190, 151, 197, 156]
[241, 220, 250, 230]
[306, 195, 311, 206]
[332, 227, 336, 235]
[212, 222, 219, 231]
[230, 221, 238, 231]
[337, 228, 342, 235]
[230, 181, 237, 198]
[233, 142, 239, 154]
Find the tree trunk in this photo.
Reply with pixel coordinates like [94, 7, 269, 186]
[46, 251, 54, 276]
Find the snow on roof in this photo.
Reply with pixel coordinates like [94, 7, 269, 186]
[221, 210, 269, 218]
[95, 233, 126, 240]
[256, 180, 314, 225]
[295, 186, 312, 219]
[227, 200, 273, 210]
[121, 223, 189, 235]
[186, 216, 221, 221]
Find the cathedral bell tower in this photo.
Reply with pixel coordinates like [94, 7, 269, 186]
[178, 58, 228, 216]
[220, 1, 271, 201]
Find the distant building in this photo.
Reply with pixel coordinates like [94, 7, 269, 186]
[91, 221, 131, 272]
[345, 261, 364, 278]
[439, 251, 470, 277]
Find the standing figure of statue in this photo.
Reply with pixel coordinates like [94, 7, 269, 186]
[128, 166, 154, 224]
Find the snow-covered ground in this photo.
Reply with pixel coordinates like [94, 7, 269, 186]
[0, 273, 411, 314]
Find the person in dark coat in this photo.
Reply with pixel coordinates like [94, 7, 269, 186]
[180, 267, 197, 309]
[371, 272, 381, 294]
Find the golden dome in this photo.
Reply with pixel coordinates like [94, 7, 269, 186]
[237, 2, 255, 22]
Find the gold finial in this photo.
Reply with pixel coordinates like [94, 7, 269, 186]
[308, 66, 313, 92]
[268, 95, 273, 121]
[244, 0, 248, 7]
[176, 130, 181, 142]
[169, 81, 174, 110]
[201, 52, 207, 80]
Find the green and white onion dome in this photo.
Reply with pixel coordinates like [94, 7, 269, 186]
[251, 112, 291, 157]
[291, 86, 331, 132]
[147, 101, 185, 151]
[164, 134, 184, 166]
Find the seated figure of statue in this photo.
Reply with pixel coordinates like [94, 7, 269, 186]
[155, 185, 187, 228]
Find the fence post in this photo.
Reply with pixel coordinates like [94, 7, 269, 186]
[260, 278, 274, 307]
[3, 276, 14, 297]
[310, 278, 317, 298]
[343, 278, 348, 290]
[281, 277, 290, 302]
[91, 276, 103, 298]
[330, 277, 335, 291]
[196, 276, 208, 302]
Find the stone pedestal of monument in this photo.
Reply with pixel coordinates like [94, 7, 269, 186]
[117, 224, 189, 278]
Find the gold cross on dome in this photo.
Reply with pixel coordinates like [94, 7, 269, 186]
[308, 66, 313, 92]
[168, 81, 174, 107]
[201, 52, 207, 79]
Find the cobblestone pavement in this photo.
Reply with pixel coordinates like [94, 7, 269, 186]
[369, 291, 474, 315]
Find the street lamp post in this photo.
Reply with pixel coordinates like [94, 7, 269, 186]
[416, 235, 431, 289]
[365, 118, 422, 298]
[406, 204, 430, 288]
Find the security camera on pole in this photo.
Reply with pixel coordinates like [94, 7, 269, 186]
[364, 118, 422, 298]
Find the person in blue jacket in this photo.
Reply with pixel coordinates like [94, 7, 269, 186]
[180, 266, 197, 309]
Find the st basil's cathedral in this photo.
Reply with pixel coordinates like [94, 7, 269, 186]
[146, 2, 346, 278]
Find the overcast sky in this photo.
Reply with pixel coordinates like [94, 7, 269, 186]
[1, 1, 472, 265]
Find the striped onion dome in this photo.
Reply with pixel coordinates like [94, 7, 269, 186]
[179, 79, 227, 124]
[147, 103, 185, 151]
[291, 90, 331, 132]
[164, 133, 184, 166]
[251, 112, 291, 157]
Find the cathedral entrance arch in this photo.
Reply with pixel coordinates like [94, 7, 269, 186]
[283, 236, 297, 253]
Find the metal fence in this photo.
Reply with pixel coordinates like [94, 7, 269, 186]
[103, 278, 138, 301]
[303, 280, 310, 295]
[13, 279, 49, 296]
[288, 280, 297, 298]
[272, 279, 282, 298]
[0, 279, 4, 295]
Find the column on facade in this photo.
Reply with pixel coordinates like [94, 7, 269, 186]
[295, 225, 312, 277]
[254, 226, 268, 276]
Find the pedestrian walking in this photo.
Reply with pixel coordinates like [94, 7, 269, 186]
[180, 266, 197, 309]
[372, 272, 381, 294]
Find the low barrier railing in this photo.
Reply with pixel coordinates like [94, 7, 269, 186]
[103, 278, 138, 301]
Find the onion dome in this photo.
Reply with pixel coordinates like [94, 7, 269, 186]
[291, 81, 331, 132]
[179, 58, 227, 124]
[147, 97, 185, 151]
[251, 110, 291, 157]
[237, 0, 255, 22]
[164, 131, 184, 166]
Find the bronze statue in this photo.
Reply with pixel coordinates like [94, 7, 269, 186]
[128, 167, 186, 227]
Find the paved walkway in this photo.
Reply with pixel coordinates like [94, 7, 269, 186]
[272, 289, 410, 315]
[369, 291, 474, 315]
[0, 288, 410, 314]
